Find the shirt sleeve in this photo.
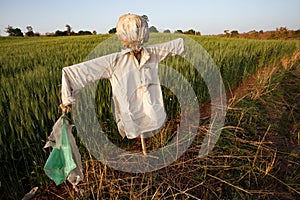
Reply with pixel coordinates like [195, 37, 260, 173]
[153, 38, 186, 62]
[61, 54, 114, 106]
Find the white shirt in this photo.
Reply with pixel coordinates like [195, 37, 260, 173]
[61, 38, 186, 139]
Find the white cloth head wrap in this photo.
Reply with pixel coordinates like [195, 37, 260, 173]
[116, 14, 149, 51]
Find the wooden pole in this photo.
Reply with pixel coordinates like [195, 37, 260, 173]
[141, 134, 146, 155]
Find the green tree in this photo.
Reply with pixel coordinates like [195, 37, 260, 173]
[174, 29, 183, 34]
[66, 24, 72, 36]
[5, 25, 24, 37]
[77, 30, 92, 35]
[230, 30, 239, 37]
[149, 26, 159, 33]
[25, 26, 34, 37]
[184, 29, 196, 35]
[108, 27, 117, 34]
[55, 30, 66, 36]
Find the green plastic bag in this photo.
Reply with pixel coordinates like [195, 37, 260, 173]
[44, 116, 77, 185]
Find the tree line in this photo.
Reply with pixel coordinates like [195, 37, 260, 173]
[108, 26, 201, 36]
[4, 24, 300, 40]
[5, 24, 201, 37]
[5, 25, 97, 37]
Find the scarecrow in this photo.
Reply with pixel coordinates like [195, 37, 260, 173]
[44, 14, 186, 187]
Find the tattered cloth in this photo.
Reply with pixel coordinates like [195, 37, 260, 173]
[44, 115, 83, 186]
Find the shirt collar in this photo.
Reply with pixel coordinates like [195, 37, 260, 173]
[121, 48, 132, 55]
[121, 47, 150, 69]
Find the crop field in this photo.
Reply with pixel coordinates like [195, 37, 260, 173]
[0, 34, 299, 199]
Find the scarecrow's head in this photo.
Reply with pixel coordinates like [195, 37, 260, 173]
[116, 14, 149, 51]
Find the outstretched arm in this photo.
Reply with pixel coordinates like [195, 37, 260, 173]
[60, 55, 114, 111]
[150, 38, 186, 62]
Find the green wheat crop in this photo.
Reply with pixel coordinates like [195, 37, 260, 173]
[0, 34, 299, 199]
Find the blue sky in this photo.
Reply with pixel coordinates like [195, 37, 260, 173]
[0, 0, 299, 35]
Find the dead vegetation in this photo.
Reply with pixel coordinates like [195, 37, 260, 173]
[34, 52, 300, 200]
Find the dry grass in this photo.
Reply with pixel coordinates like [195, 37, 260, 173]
[32, 51, 300, 200]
